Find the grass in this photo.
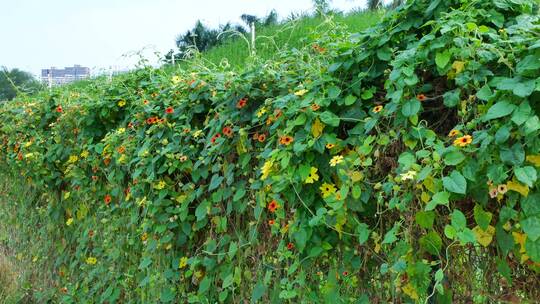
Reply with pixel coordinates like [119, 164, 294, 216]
[0, 171, 56, 304]
[179, 10, 382, 69]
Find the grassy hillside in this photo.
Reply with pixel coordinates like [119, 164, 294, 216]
[180, 10, 382, 68]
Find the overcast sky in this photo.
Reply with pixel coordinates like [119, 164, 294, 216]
[1, 0, 382, 77]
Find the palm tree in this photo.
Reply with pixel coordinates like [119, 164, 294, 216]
[313, 0, 331, 15]
[368, 0, 381, 10]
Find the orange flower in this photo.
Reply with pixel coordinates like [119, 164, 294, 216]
[274, 109, 283, 119]
[210, 133, 221, 144]
[453, 135, 473, 147]
[165, 106, 174, 114]
[104, 194, 112, 205]
[342, 271, 349, 276]
[56, 105, 63, 113]
[128, 122, 134, 129]
[222, 126, 233, 137]
[311, 104, 320, 111]
[417, 94, 427, 101]
[373, 105, 383, 113]
[287, 242, 295, 250]
[325, 143, 335, 149]
[258, 133, 266, 142]
[267, 200, 279, 212]
[143, 99, 149, 105]
[268, 219, 275, 225]
[448, 129, 460, 137]
[279, 135, 294, 146]
[117, 146, 125, 154]
[236, 98, 248, 109]
[91, 175, 98, 181]
[88, 230, 94, 238]
[103, 158, 111, 166]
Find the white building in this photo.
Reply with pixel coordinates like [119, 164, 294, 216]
[41, 65, 90, 86]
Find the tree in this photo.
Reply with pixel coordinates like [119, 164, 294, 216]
[0, 67, 42, 101]
[368, 0, 381, 10]
[312, 0, 331, 15]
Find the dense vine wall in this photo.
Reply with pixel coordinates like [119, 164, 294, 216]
[1, 0, 540, 302]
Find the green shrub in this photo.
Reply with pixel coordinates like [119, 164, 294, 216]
[1, 0, 540, 302]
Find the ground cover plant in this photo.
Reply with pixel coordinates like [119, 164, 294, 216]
[1, 0, 540, 303]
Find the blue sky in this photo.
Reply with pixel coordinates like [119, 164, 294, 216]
[0, 0, 378, 77]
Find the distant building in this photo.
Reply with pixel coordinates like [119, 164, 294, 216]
[41, 65, 90, 86]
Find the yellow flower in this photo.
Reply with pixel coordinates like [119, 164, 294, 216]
[373, 105, 383, 113]
[453, 135, 473, 147]
[86, 257, 97, 265]
[193, 130, 203, 138]
[171, 76, 181, 84]
[260, 160, 274, 180]
[117, 100, 126, 107]
[400, 170, 417, 181]
[117, 128, 126, 134]
[325, 143, 335, 149]
[66, 218, 74, 226]
[80, 150, 89, 158]
[256, 107, 267, 118]
[154, 180, 166, 190]
[320, 183, 337, 198]
[179, 256, 189, 269]
[68, 155, 79, 164]
[448, 129, 460, 137]
[305, 167, 319, 184]
[294, 89, 308, 96]
[329, 155, 344, 167]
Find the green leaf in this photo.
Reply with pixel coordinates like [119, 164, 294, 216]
[521, 216, 540, 242]
[328, 86, 341, 99]
[198, 277, 212, 294]
[344, 95, 357, 106]
[402, 100, 421, 117]
[521, 194, 540, 217]
[496, 258, 512, 284]
[376, 46, 392, 61]
[425, 191, 450, 211]
[473, 204, 492, 230]
[525, 237, 540, 262]
[251, 282, 267, 303]
[514, 166, 537, 187]
[483, 101, 516, 121]
[451, 210, 467, 230]
[138, 257, 152, 269]
[499, 144, 525, 165]
[209, 174, 224, 191]
[222, 274, 234, 288]
[524, 116, 540, 134]
[513, 79, 536, 97]
[382, 223, 399, 244]
[443, 171, 467, 194]
[398, 152, 416, 170]
[443, 89, 461, 107]
[419, 231, 442, 255]
[476, 85, 492, 101]
[320, 111, 340, 127]
[457, 228, 476, 244]
[160, 288, 176, 303]
[443, 151, 465, 166]
[435, 50, 451, 69]
[416, 211, 435, 229]
[357, 223, 370, 244]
